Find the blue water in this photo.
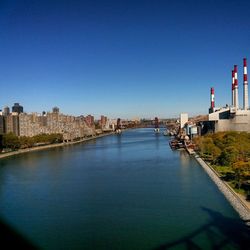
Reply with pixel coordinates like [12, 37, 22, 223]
[0, 128, 249, 249]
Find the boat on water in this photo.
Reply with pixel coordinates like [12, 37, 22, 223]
[116, 118, 122, 134]
[163, 129, 170, 136]
[154, 128, 160, 133]
[154, 117, 160, 133]
[163, 128, 177, 136]
[169, 131, 176, 136]
[169, 139, 185, 150]
[115, 129, 122, 134]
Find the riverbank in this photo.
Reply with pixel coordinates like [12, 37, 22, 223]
[194, 153, 250, 225]
[0, 132, 114, 160]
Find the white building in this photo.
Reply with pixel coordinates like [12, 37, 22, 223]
[180, 113, 188, 129]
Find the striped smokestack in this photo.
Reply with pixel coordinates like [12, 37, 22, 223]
[243, 58, 249, 110]
[232, 70, 235, 106]
[234, 65, 239, 109]
[211, 87, 215, 109]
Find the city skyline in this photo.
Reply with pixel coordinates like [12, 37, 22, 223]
[1, 0, 250, 118]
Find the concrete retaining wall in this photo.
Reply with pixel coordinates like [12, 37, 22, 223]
[194, 154, 250, 225]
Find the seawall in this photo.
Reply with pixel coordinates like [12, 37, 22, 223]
[194, 154, 250, 225]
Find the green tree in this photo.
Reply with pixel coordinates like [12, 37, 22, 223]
[209, 144, 221, 163]
[218, 146, 239, 166]
[232, 161, 250, 190]
[197, 136, 221, 162]
[3, 132, 20, 150]
[19, 136, 34, 149]
[32, 133, 63, 144]
[47, 133, 63, 143]
[212, 132, 226, 150]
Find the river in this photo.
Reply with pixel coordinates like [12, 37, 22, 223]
[0, 128, 249, 249]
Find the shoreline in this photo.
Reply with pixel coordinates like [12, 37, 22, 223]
[193, 153, 250, 225]
[2, 131, 250, 225]
[0, 132, 114, 160]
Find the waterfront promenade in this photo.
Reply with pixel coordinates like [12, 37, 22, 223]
[0, 132, 114, 159]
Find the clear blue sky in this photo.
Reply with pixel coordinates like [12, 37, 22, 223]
[1, 0, 250, 119]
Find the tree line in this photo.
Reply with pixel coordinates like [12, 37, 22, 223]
[193, 132, 250, 196]
[1, 132, 63, 151]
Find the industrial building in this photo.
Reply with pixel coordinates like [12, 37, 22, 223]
[208, 58, 250, 132]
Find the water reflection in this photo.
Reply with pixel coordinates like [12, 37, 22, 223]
[155, 133, 161, 150]
[153, 207, 250, 250]
[179, 150, 190, 168]
[0, 129, 246, 250]
[116, 134, 122, 154]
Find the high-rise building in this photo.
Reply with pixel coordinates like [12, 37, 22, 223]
[12, 112, 20, 136]
[3, 106, 10, 116]
[19, 113, 44, 137]
[0, 105, 100, 140]
[99, 115, 107, 128]
[12, 103, 23, 114]
[0, 115, 5, 134]
[5, 112, 19, 136]
[85, 115, 94, 127]
[52, 107, 59, 113]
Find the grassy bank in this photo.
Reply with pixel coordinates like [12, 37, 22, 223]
[194, 154, 250, 222]
[193, 131, 250, 199]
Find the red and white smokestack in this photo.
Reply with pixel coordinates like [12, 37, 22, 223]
[243, 58, 249, 110]
[232, 70, 235, 106]
[234, 65, 239, 109]
[211, 87, 215, 109]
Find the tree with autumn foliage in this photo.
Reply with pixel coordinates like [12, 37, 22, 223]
[194, 131, 250, 195]
[1, 133, 63, 151]
[232, 161, 250, 189]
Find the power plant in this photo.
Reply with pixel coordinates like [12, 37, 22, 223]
[208, 58, 250, 132]
[243, 58, 249, 110]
